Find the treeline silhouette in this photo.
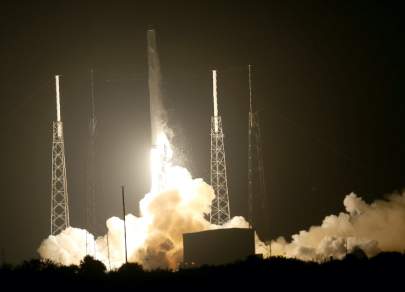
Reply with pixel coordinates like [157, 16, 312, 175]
[1, 252, 404, 291]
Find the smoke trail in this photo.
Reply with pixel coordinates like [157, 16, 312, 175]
[270, 191, 405, 261]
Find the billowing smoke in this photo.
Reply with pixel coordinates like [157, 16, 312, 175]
[38, 165, 257, 270]
[270, 191, 405, 261]
[38, 168, 405, 267]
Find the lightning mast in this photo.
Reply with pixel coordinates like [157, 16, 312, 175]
[247, 65, 267, 230]
[209, 70, 231, 225]
[86, 69, 97, 234]
[51, 75, 70, 235]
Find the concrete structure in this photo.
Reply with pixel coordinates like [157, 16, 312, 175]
[183, 228, 255, 266]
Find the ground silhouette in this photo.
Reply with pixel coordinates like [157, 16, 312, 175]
[1, 252, 404, 291]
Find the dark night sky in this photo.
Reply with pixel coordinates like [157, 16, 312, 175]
[0, 1, 404, 263]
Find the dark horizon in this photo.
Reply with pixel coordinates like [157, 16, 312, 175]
[0, 0, 404, 264]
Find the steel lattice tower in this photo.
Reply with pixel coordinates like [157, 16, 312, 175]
[247, 65, 267, 230]
[51, 75, 70, 235]
[209, 70, 231, 225]
[86, 69, 97, 234]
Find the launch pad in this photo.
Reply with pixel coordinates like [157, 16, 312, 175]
[183, 228, 255, 267]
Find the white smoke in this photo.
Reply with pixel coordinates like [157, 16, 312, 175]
[270, 191, 405, 261]
[38, 165, 260, 270]
[39, 170, 405, 268]
[37, 227, 96, 266]
[38, 165, 405, 268]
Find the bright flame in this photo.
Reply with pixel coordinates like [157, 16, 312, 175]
[150, 132, 173, 193]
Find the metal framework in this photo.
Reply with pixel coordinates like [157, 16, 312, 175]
[51, 122, 70, 234]
[86, 69, 97, 234]
[210, 70, 231, 225]
[247, 65, 267, 229]
[51, 75, 70, 235]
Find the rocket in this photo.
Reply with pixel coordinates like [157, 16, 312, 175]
[147, 28, 171, 192]
[147, 28, 166, 146]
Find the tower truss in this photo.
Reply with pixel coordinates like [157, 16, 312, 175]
[247, 65, 267, 230]
[209, 70, 231, 225]
[51, 75, 70, 235]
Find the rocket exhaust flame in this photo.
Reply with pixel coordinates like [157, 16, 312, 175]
[150, 133, 173, 193]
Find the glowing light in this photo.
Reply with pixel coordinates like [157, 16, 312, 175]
[150, 132, 174, 193]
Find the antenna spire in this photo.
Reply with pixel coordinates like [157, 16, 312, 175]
[55, 75, 61, 122]
[212, 70, 219, 132]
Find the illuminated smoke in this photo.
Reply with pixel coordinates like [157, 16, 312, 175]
[150, 132, 173, 194]
[38, 131, 405, 267]
[270, 191, 405, 261]
[37, 227, 96, 266]
[38, 134, 262, 270]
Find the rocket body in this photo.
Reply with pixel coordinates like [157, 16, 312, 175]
[147, 29, 166, 146]
[147, 29, 171, 193]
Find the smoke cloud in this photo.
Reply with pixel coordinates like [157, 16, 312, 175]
[270, 191, 405, 261]
[38, 150, 405, 269]
[38, 172, 405, 268]
[38, 165, 258, 270]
